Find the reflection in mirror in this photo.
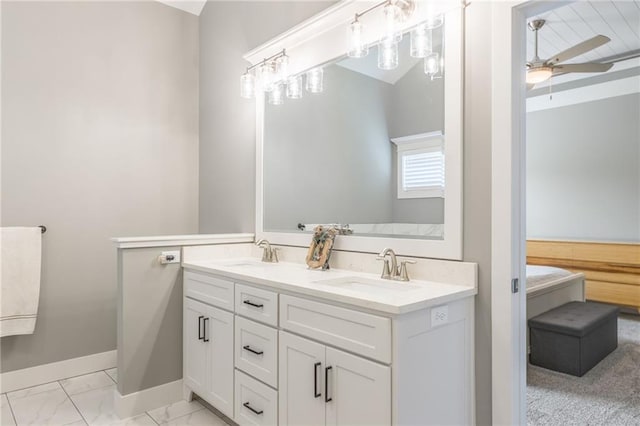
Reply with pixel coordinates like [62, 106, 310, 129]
[263, 24, 445, 240]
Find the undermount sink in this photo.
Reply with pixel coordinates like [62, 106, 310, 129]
[312, 276, 422, 293]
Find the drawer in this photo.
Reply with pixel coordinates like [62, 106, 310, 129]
[184, 271, 234, 311]
[235, 316, 278, 388]
[280, 295, 391, 363]
[235, 284, 278, 327]
[235, 369, 278, 426]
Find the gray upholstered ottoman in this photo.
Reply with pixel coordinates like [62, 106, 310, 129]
[528, 301, 618, 376]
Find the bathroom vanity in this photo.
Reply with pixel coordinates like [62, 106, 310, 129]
[181, 1, 473, 424]
[182, 253, 476, 426]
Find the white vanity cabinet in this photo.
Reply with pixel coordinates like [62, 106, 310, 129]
[183, 283, 235, 418]
[279, 331, 390, 426]
[183, 267, 475, 426]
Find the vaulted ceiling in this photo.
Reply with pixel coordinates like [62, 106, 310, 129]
[156, 0, 207, 16]
[527, 1, 640, 64]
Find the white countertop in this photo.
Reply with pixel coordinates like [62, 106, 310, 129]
[111, 233, 254, 249]
[183, 258, 477, 315]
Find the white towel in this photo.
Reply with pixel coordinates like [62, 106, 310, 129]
[0, 227, 42, 337]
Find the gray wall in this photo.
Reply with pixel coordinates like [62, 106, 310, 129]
[117, 247, 184, 395]
[388, 62, 445, 224]
[463, 3, 493, 425]
[199, 2, 494, 424]
[527, 93, 640, 242]
[387, 62, 444, 138]
[263, 65, 393, 231]
[199, 1, 334, 233]
[1, 1, 199, 372]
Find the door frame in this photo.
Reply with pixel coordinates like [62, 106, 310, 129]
[491, 2, 528, 423]
[491, 1, 574, 424]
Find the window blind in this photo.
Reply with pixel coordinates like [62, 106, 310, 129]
[401, 150, 444, 192]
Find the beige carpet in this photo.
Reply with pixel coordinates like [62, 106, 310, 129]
[527, 313, 640, 426]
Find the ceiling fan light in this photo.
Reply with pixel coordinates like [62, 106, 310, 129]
[526, 66, 552, 84]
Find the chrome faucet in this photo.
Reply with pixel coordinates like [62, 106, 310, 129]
[377, 248, 398, 279]
[377, 248, 416, 281]
[256, 239, 279, 263]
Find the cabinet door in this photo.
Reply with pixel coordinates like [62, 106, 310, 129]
[184, 298, 208, 393]
[203, 305, 235, 419]
[279, 331, 326, 426]
[325, 347, 391, 426]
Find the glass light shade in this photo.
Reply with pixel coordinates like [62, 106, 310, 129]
[277, 55, 290, 82]
[347, 20, 369, 58]
[424, 14, 444, 29]
[260, 63, 276, 92]
[269, 83, 284, 105]
[240, 72, 255, 99]
[424, 52, 440, 77]
[383, 3, 403, 42]
[526, 67, 552, 84]
[306, 68, 324, 93]
[378, 38, 399, 70]
[286, 75, 303, 99]
[410, 24, 432, 58]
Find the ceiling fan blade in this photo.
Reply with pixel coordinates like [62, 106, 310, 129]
[546, 35, 611, 65]
[552, 62, 613, 73]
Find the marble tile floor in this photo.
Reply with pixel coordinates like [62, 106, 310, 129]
[0, 369, 230, 426]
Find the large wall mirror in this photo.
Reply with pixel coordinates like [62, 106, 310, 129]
[248, 1, 463, 259]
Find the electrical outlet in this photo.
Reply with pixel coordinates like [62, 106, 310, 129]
[431, 305, 449, 327]
[159, 250, 180, 264]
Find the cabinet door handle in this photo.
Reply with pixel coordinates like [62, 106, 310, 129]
[314, 362, 321, 398]
[198, 316, 204, 340]
[324, 366, 332, 403]
[243, 299, 264, 308]
[243, 345, 264, 355]
[203, 317, 210, 342]
[243, 402, 263, 415]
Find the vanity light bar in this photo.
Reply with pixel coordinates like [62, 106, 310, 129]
[241, 49, 289, 100]
[352, 0, 390, 23]
[347, 0, 444, 75]
[241, 47, 324, 102]
[244, 49, 287, 74]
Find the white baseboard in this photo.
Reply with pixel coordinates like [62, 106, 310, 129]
[0, 350, 116, 393]
[114, 379, 184, 418]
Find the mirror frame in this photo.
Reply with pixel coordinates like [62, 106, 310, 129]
[247, 0, 464, 259]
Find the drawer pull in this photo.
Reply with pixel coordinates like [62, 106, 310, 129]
[203, 317, 210, 342]
[314, 362, 321, 398]
[198, 316, 204, 341]
[243, 300, 264, 309]
[243, 345, 264, 355]
[243, 402, 263, 415]
[325, 366, 333, 403]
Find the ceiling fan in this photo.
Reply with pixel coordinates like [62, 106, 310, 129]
[526, 19, 614, 86]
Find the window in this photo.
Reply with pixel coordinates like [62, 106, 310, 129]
[392, 132, 444, 199]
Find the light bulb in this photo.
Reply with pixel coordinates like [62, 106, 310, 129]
[378, 38, 399, 70]
[240, 72, 255, 99]
[424, 52, 440, 77]
[348, 20, 369, 58]
[410, 24, 432, 58]
[306, 68, 323, 93]
[269, 83, 284, 105]
[286, 75, 303, 99]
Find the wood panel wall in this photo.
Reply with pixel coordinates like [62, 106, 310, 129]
[527, 240, 640, 311]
